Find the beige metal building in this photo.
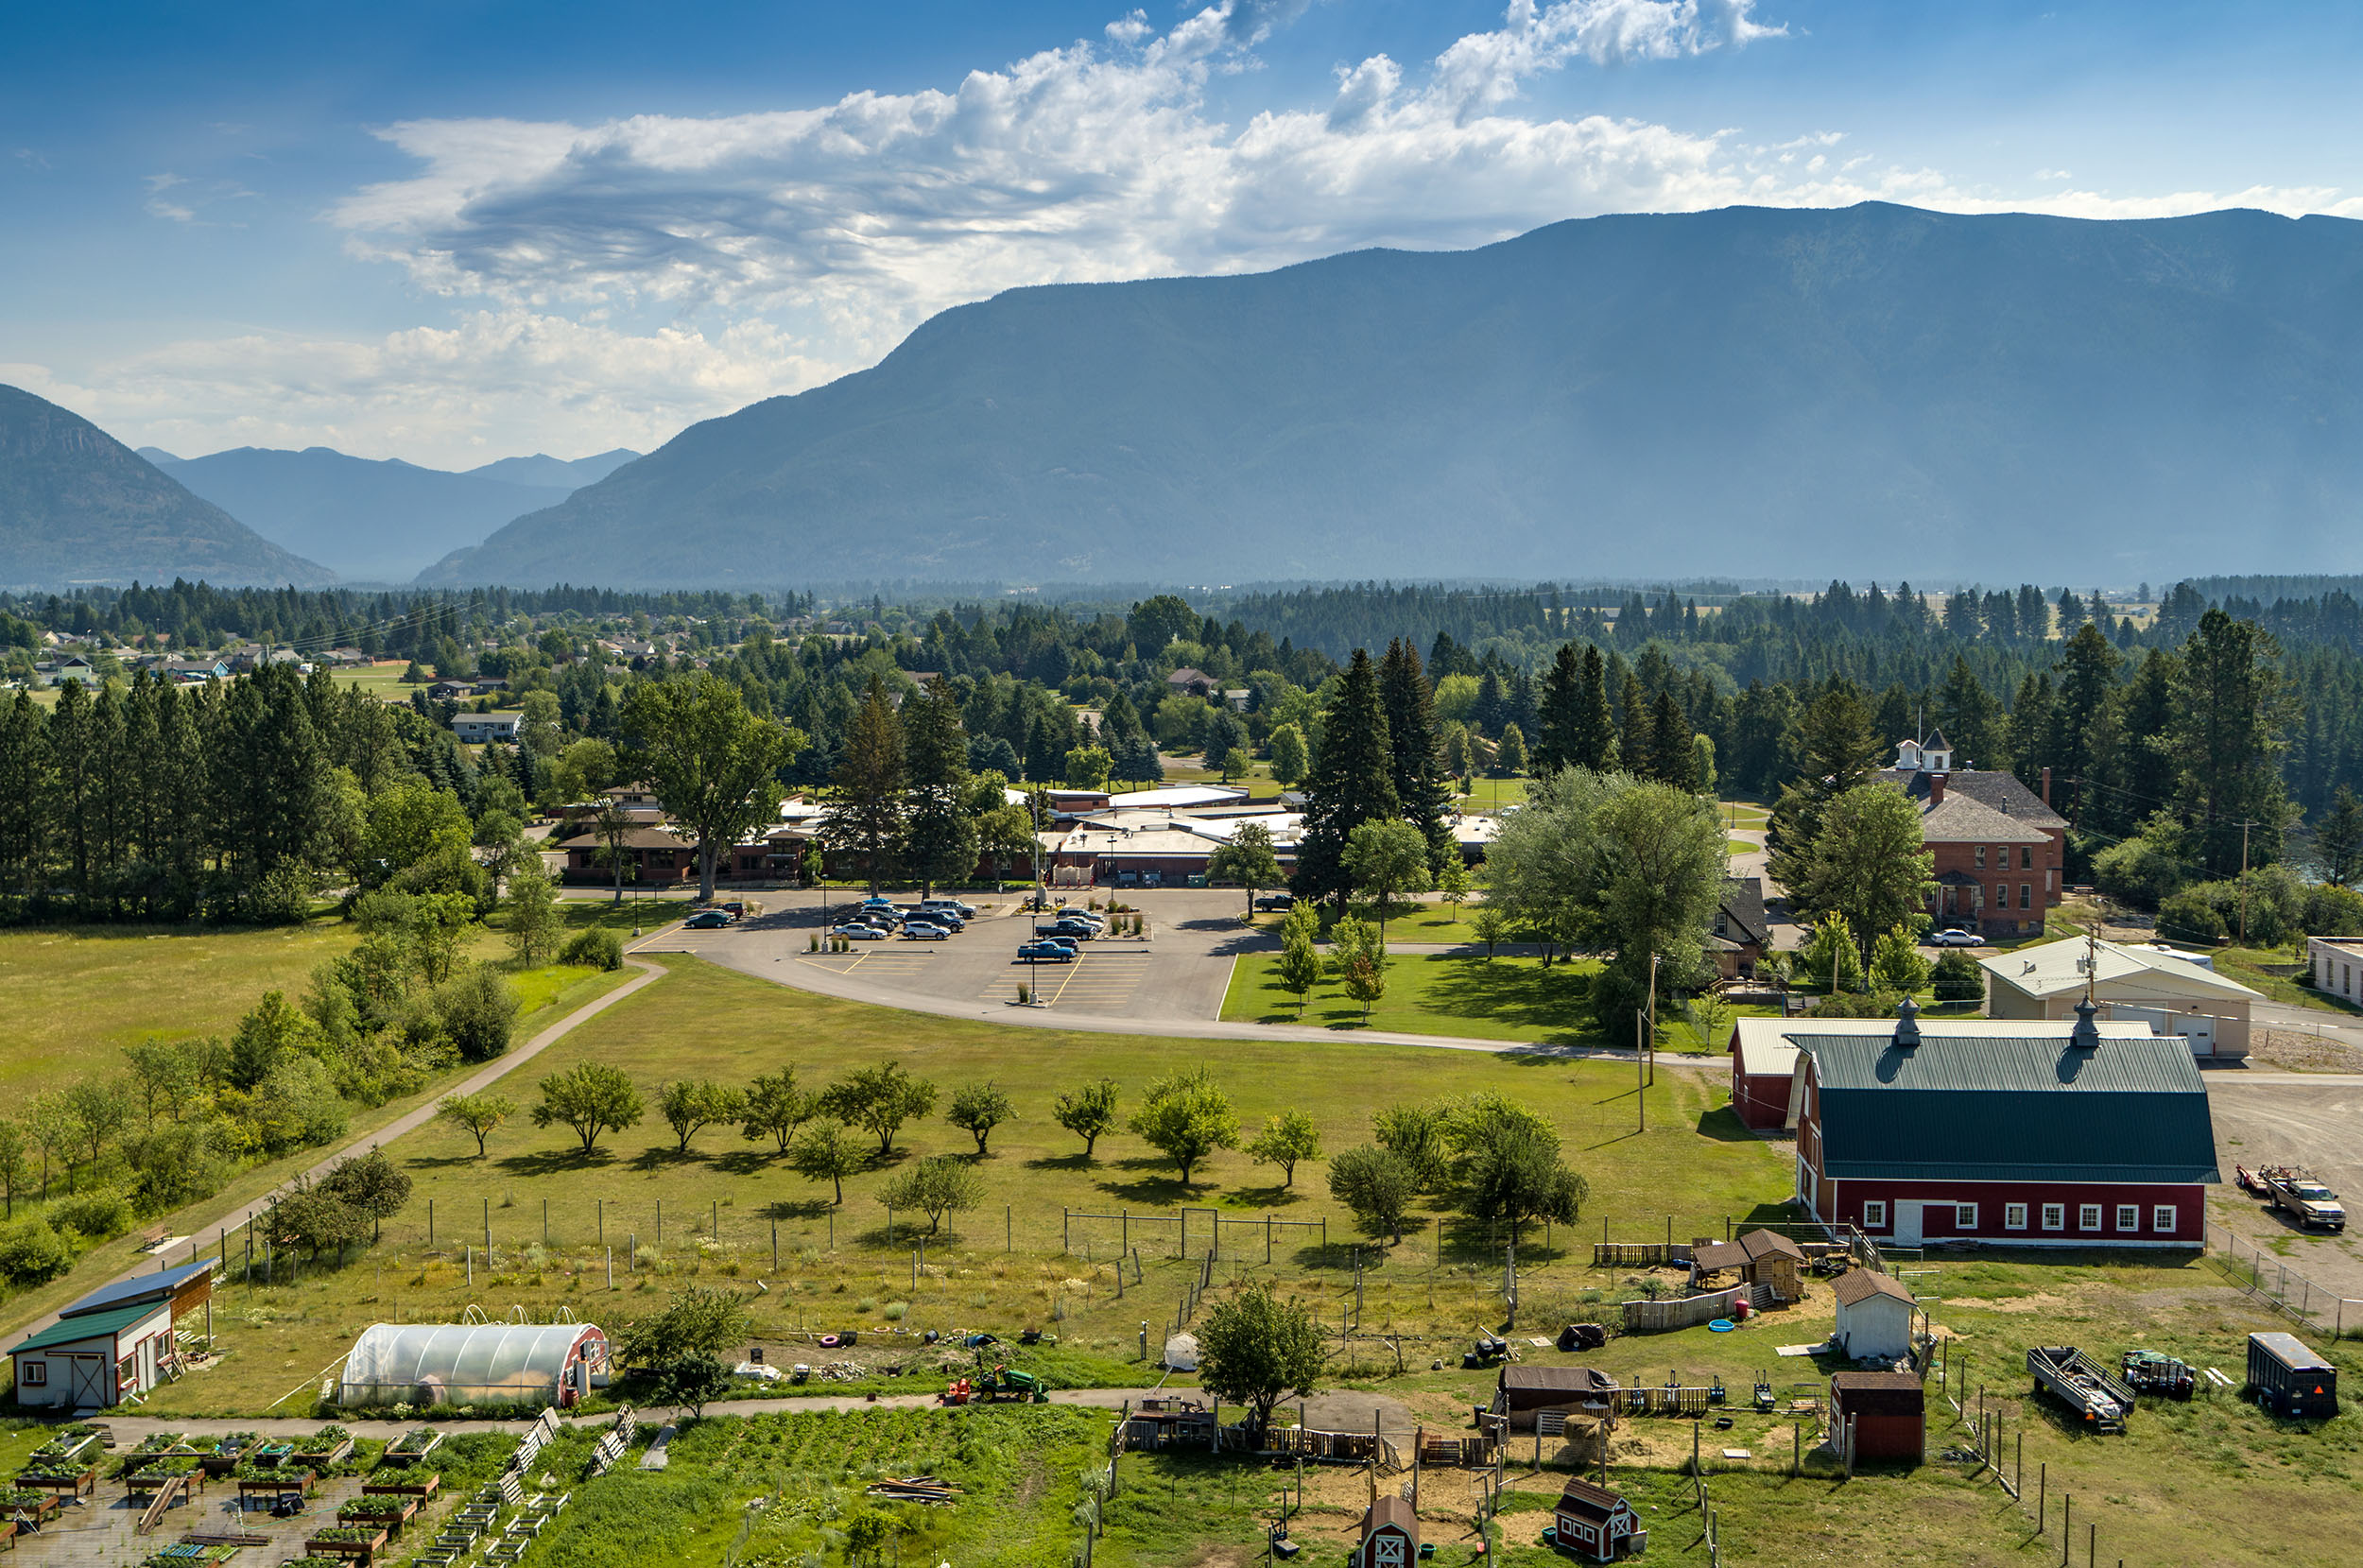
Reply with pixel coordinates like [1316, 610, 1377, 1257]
[1979, 937, 2259, 1059]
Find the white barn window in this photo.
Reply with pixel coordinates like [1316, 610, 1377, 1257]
[1862, 1200, 1888, 1228]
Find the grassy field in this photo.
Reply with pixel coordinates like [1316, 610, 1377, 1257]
[0, 919, 366, 1091]
[111, 954, 1793, 1415]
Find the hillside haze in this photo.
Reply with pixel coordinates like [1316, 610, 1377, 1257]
[142, 445, 640, 582]
[0, 387, 331, 588]
[424, 202, 2363, 588]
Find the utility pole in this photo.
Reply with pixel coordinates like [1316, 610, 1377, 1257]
[1647, 951, 1658, 1087]
[2236, 819, 2258, 945]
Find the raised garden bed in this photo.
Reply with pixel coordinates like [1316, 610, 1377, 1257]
[249, 1440, 298, 1468]
[336, 1499, 417, 1536]
[381, 1430, 442, 1466]
[24, 1432, 98, 1468]
[0, 1493, 59, 1527]
[361, 1473, 439, 1500]
[304, 1525, 389, 1564]
[13, 1465, 99, 1498]
[292, 1436, 354, 1468]
[126, 1461, 202, 1495]
[233, 1469, 315, 1503]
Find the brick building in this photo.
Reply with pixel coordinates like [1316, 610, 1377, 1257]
[1877, 734, 2068, 937]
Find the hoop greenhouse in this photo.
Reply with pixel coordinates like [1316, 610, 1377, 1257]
[338, 1322, 610, 1409]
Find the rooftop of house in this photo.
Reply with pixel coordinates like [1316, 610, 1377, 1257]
[1981, 936, 2262, 1003]
[1916, 787, 2057, 845]
[1875, 742, 2068, 831]
[1718, 876, 1770, 947]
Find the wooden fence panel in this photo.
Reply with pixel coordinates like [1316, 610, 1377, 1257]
[1620, 1285, 1743, 1334]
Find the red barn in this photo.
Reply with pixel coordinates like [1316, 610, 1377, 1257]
[1354, 1496, 1419, 1568]
[1550, 1477, 1647, 1560]
[1794, 999, 2216, 1249]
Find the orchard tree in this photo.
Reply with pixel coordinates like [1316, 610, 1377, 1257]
[437, 1092, 516, 1158]
[660, 1078, 746, 1154]
[531, 1062, 645, 1156]
[1246, 1111, 1323, 1188]
[947, 1080, 1015, 1156]
[1052, 1077, 1120, 1159]
[819, 1061, 939, 1158]
[788, 1120, 864, 1203]
[740, 1070, 817, 1155]
[879, 1156, 984, 1235]
[1328, 1146, 1417, 1244]
[1127, 1066, 1239, 1187]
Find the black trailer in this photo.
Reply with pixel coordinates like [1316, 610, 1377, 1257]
[2247, 1333, 2338, 1418]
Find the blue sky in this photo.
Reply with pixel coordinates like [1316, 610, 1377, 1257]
[7, 0, 2362, 468]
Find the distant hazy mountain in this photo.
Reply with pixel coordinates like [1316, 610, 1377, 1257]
[424, 202, 2363, 589]
[0, 387, 331, 588]
[462, 450, 640, 489]
[138, 445, 645, 582]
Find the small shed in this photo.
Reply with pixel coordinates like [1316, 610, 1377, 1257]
[1354, 1495, 1420, 1567]
[8, 1300, 175, 1408]
[1691, 1229, 1805, 1302]
[1550, 1476, 1646, 1560]
[1831, 1269, 1917, 1361]
[1830, 1370, 1925, 1462]
[1494, 1366, 1618, 1431]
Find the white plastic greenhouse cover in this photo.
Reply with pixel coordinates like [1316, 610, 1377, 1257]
[339, 1322, 606, 1407]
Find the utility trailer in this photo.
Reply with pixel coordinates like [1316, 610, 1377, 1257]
[2027, 1346, 2134, 1432]
[2120, 1351, 2195, 1400]
[2235, 1165, 2347, 1231]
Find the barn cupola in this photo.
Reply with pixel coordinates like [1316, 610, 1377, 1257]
[2070, 997, 2101, 1050]
[1892, 995, 1922, 1050]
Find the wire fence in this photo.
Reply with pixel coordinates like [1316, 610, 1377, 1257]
[2204, 1222, 2363, 1339]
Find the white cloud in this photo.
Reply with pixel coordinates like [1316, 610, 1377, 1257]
[2, 311, 812, 471]
[43, 0, 2363, 466]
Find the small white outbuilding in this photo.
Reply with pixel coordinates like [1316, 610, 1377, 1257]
[1832, 1268, 1918, 1361]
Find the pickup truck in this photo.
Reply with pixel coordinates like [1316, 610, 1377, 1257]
[2237, 1165, 2347, 1232]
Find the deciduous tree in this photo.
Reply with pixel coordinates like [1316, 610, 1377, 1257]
[1127, 1066, 1239, 1186]
[531, 1062, 645, 1155]
[819, 1061, 939, 1158]
[1327, 1146, 1416, 1243]
[788, 1120, 864, 1203]
[1052, 1078, 1120, 1159]
[660, 1078, 746, 1154]
[1196, 1283, 1322, 1439]
[1246, 1111, 1322, 1187]
[620, 672, 801, 902]
[1207, 820, 1284, 919]
[741, 1070, 817, 1155]
[438, 1092, 517, 1158]
[947, 1081, 1014, 1156]
[878, 1156, 984, 1235]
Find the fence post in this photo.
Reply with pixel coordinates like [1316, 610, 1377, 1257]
[427, 1198, 434, 1247]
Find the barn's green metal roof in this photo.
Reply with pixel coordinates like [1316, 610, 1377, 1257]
[1802, 1032, 2220, 1184]
[9, 1301, 166, 1356]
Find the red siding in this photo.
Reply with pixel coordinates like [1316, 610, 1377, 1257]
[1827, 1180, 2204, 1245]
[1731, 1071, 1792, 1129]
[1845, 1412, 1924, 1461]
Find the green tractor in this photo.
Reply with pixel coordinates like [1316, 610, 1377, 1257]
[977, 1364, 1051, 1403]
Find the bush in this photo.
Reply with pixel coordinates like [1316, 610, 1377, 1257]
[49, 1187, 133, 1241]
[436, 965, 519, 1061]
[2091, 824, 2187, 909]
[1931, 951, 1984, 1002]
[0, 1217, 76, 1284]
[2157, 888, 2227, 946]
[561, 926, 625, 971]
[1807, 990, 1902, 1019]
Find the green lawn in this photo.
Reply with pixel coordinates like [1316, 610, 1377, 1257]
[1454, 775, 1530, 812]
[111, 955, 1790, 1415]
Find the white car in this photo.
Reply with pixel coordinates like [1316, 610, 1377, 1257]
[901, 923, 949, 940]
[832, 923, 888, 940]
[1924, 928, 1983, 948]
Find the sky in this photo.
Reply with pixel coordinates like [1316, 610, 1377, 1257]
[7, 0, 2363, 471]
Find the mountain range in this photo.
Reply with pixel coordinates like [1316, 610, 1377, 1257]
[0, 386, 333, 588]
[140, 445, 639, 581]
[424, 200, 2363, 588]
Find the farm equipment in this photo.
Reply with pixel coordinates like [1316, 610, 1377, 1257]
[1751, 1375, 1775, 1413]
[2236, 1165, 2347, 1232]
[941, 1364, 1050, 1404]
[2120, 1351, 2196, 1400]
[1463, 1333, 1512, 1370]
[2027, 1346, 2135, 1433]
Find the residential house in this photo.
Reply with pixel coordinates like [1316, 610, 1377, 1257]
[1981, 936, 2261, 1059]
[164, 657, 228, 684]
[453, 713, 524, 745]
[1713, 876, 1770, 978]
[1164, 666, 1216, 698]
[1793, 999, 2217, 1248]
[1877, 735, 2068, 936]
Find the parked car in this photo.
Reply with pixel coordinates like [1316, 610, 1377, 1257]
[1040, 919, 1097, 940]
[721, 901, 748, 918]
[904, 916, 957, 936]
[1253, 892, 1295, 911]
[901, 923, 949, 940]
[922, 898, 976, 918]
[1017, 940, 1078, 962]
[684, 909, 732, 929]
[1034, 935, 1080, 952]
[1925, 927, 1983, 948]
[833, 923, 888, 940]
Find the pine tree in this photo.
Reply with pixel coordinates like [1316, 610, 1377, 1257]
[1571, 645, 1616, 769]
[1378, 639, 1455, 873]
[1935, 655, 2009, 773]
[1648, 691, 1693, 790]
[2046, 621, 2124, 830]
[824, 676, 908, 893]
[1533, 644, 1583, 774]
[2320, 784, 2363, 887]
[1294, 649, 1399, 905]
[1618, 680, 1652, 780]
[2169, 608, 2297, 875]
[901, 681, 975, 895]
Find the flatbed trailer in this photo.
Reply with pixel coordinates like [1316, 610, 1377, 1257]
[2027, 1346, 2134, 1432]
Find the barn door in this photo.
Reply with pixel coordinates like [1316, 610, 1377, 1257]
[1890, 1202, 1925, 1247]
[68, 1353, 109, 1407]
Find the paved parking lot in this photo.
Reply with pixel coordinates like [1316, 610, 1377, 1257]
[639, 887, 1268, 1026]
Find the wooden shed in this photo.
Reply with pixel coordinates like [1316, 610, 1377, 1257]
[1690, 1229, 1805, 1302]
[1830, 1370, 1925, 1462]
[1494, 1366, 1618, 1431]
[6, 1259, 218, 1409]
[1549, 1476, 1647, 1560]
[1354, 1495, 1420, 1568]
[1831, 1269, 1917, 1361]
